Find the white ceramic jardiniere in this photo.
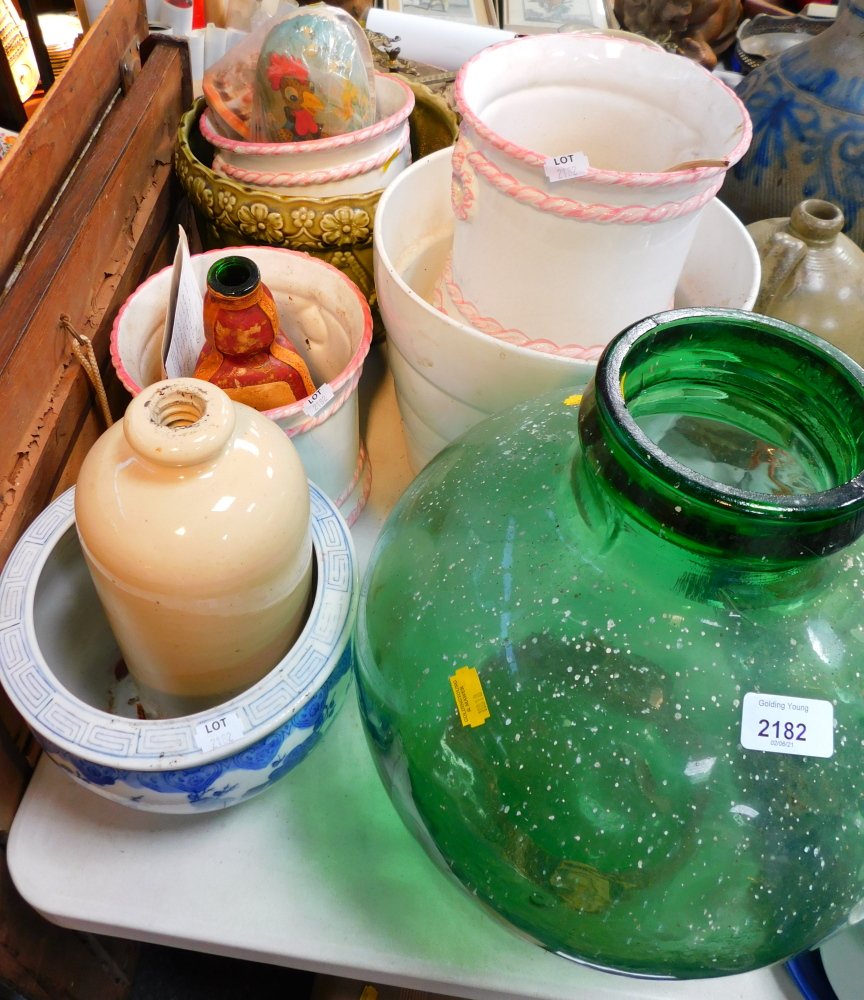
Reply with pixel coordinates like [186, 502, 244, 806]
[0, 484, 357, 813]
[201, 74, 415, 198]
[374, 148, 761, 472]
[111, 247, 373, 525]
[445, 33, 752, 351]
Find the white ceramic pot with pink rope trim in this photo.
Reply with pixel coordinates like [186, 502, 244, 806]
[375, 149, 761, 471]
[110, 247, 373, 526]
[201, 75, 415, 198]
[442, 33, 752, 351]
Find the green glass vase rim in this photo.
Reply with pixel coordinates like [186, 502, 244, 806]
[595, 307, 864, 521]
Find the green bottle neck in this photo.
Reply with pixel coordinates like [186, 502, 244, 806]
[206, 255, 261, 298]
[576, 309, 864, 568]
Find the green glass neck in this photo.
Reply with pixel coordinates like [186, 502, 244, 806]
[207, 256, 260, 298]
[577, 309, 864, 566]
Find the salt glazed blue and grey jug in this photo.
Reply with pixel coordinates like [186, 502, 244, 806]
[721, 0, 864, 247]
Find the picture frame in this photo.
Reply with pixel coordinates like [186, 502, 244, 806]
[382, 0, 500, 29]
[502, 0, 608, 33]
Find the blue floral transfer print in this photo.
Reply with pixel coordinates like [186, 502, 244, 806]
[233, 727, 289, 770]
[135, 762, 229, 796]
[40, 643, 353, 809]
[70, 759, 124, 786]
[733, 55, 864, 236]
[736, 71, 821, 175]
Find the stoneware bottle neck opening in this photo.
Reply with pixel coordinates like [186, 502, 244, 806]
[124, 379, 236, 468]
[789, 199, 845, 245]
[577, 308, 864, 562]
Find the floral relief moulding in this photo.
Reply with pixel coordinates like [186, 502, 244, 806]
[189, 189, 373, 251]
[175, 104, 379, 312]
[175, 82, 457, 336]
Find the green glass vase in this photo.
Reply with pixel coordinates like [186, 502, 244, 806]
[356, 308, 864, 979]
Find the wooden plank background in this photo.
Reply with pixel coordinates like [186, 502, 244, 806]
[0, 0, 148, 283]
[0, 6, 192, 995]
[0, 36, 191, 571]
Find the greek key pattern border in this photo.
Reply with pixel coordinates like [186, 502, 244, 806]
[0, 484, 356, 764]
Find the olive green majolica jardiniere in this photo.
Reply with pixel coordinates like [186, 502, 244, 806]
[175, 90, 458, 332]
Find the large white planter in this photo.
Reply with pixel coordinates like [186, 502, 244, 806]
[200, 74, 415, 198]
[111, 247, 373, 525]
[445, 34, 752, 352]
[374, 148, 761, 472]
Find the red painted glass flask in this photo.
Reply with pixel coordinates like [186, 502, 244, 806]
[194, 255, 315, 411]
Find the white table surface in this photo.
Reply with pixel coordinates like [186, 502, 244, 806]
[8, 348, 803, 1000]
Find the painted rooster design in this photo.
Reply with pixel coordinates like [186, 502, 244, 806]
[266, 53, 324, 140]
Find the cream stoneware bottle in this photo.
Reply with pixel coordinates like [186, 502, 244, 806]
[75, 378, 313, 718]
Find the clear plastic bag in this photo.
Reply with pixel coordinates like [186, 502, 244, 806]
[203, 14, 276, 138]
[251, 5, 375, 142]
[202, 3, 375, 142]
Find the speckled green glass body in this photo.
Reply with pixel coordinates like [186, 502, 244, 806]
[356, 309, 864, 979]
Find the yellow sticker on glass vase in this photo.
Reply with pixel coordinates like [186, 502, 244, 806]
[450, 666, 490, 728]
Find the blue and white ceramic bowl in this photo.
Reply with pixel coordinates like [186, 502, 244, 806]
[0, 484, 357, 813]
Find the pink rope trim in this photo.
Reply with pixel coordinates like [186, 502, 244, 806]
[213, 124, 410, 188]
[451, 135, 476, 222]
[335, 440, 368, 507]
[439, 254, 604, 360]
[451, 135, 725, 224]
[110, 247, 373, 415]
[342, 449, 372, 527]
[200, 75, 415, 157]
[283, 367, 363, 438]
[454, 34, 752, 188]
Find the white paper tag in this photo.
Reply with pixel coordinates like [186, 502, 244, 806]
[163, 227, 206, 380]
[740, 692, 834, 759]
[194, 712, 245, 752]
[543, 152, 590, 183]
[302, 382, 334, 417]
